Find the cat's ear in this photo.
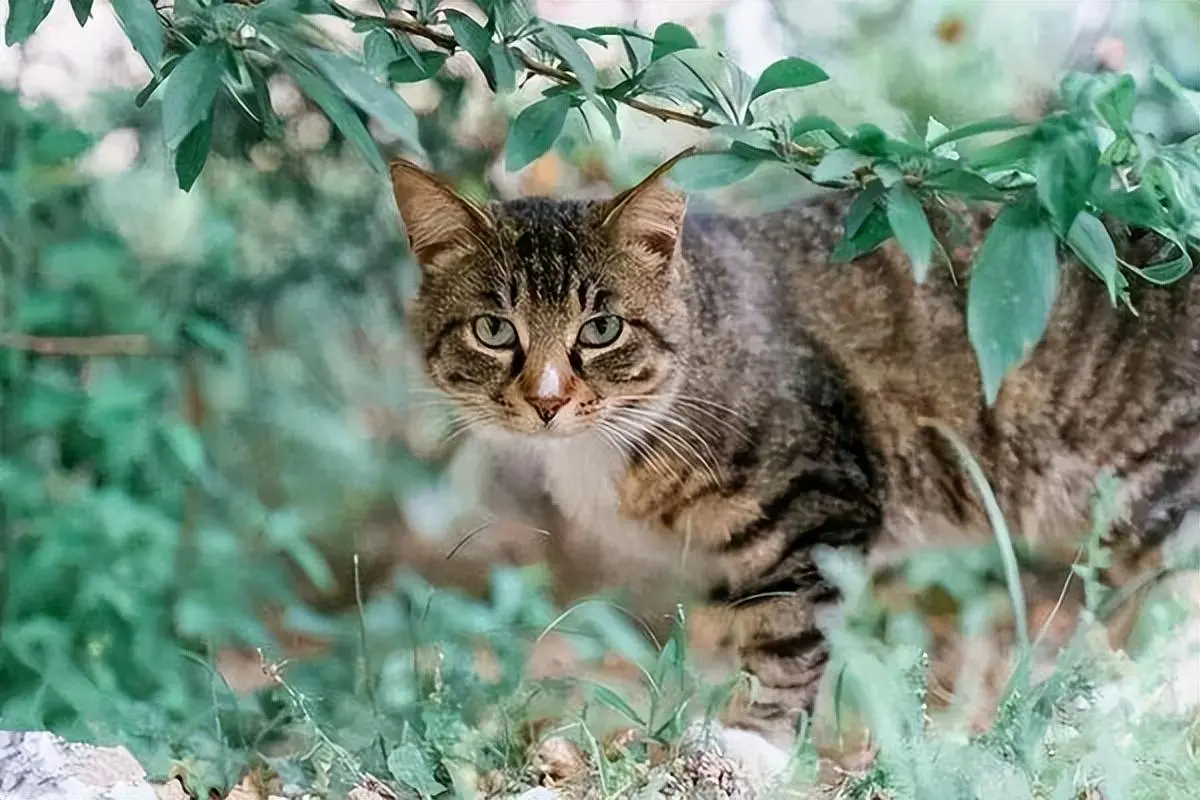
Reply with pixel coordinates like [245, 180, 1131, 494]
[601, 148, 694, 265]
[390, 159, 494, 271]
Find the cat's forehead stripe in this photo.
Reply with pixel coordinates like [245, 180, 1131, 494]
[499, 200, 592, 305]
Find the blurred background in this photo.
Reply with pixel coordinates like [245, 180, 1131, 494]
[1, 0, 1199, 794]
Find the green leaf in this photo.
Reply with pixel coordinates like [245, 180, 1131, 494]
[926, 168, 1005, 201]
[831, 206, 892, 263]
[1095, 73, 1136, 132]
[872, 160, 904, 187]
[1137, 251, 1193, 284]
[847, 123, 892, 157]
[387, 744, 445, 799]
[666, 152, 758, 190]
[588, 25, 655, 41]
[886, 183, 935, 282]
[650, 22, 698, 62]
[444, 9, 493, 69]
[31, 127, 93, 165]
[5, 0, 54, 44]
[1092, 181, 1164, 230]
[8, 0, 55, 44]
[265, 511, 334, 593]
[967, 133, 1034, 170]
[710, 124, 773, 150]
[559, 24, 609, 46]
[1066, 212, 1119, 304]
[593, 685, 645, 725]
[926, 115, 1029, 150]
[134, 55, 181, 108]
[844, 180, 885, 238]
[749, 57, 828, 102]
[488, 42, 517, 94]
[504, 94, 571, 172]
[111, 0, 166, 74]
[790, 114, 849, 145]
[538, 20, 597, 94]
[69, 0, 94, 25]
[1100, 135, 1136, 166]
[363, 29, 400, 78]
[282, 58, 385, 173]
[967, 202, 1059, 405]
[1126, 227, 1194, 286]
[1152, 65, 1200, 120]
[162, 423, 206, 474]
[387, 51, 449, 82]
[1033, 119, 1100, 234]
[174, 113, 212, 192]
[248, 63, 284, 139]
[162, 44, 225, 150]
[308, 49, 419, 145]
[590, 95, 621, 141]
[812, 148, 869, 184]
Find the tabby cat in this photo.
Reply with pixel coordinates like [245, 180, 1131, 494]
[389, 151, 1200, 757]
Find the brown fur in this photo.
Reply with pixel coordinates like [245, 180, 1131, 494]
[389, 155, 1200, 746]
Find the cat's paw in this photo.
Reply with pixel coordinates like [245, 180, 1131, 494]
[683, 720, 791, 793]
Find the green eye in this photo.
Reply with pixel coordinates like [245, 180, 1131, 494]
[577, 315, 623, 348]
[472, 315, 517, 348]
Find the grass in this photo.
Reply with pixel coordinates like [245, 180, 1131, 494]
[166, 467, 1200, 800]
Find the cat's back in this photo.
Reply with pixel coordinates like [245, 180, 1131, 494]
[686, 193, 1200, 556]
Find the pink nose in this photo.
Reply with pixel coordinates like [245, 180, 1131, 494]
[527, 395, 568, 423]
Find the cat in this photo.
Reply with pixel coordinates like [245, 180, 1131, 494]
[388, 149, 1200, 768]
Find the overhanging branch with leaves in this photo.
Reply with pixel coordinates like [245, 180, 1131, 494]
[5, 0, 1199, 402]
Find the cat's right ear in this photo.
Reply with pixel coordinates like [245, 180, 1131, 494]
[600, 148, 693, 268]
[390, 159, 494, 272]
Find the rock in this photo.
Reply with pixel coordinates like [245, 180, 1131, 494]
[0, 730, 158, 800]
[512, 788, 559, 800]
[152, 779, 189, 800]
[531, 737, 588, 786]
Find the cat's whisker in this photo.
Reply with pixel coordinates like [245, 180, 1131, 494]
[441, 409, 499, 444]
[613, 392, 748, 421]
[609, 411, 717, 489]
[616, 402, 724, 458]
[596, 419, 664, 477]
[405, 400, 463, 411]
[608, 393, 749, 440]
[613, 406, 723, 487]
[597, 420, 679, 485]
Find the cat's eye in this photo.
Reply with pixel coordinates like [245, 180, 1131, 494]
[577, 315, 624, 348]
[472, 315, 517, 348]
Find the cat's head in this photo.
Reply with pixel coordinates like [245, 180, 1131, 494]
[391, 152, 693, 440]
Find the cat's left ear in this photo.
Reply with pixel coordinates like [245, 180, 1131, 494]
[601, 148, 693, 265]
[390, 159, 495, 273]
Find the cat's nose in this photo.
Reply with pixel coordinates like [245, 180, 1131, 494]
[527, 395, 569, 424]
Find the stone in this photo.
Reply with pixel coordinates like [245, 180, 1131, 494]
[0, 730, 158, 800]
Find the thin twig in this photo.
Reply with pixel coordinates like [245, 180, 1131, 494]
[0, 333, 164, 357]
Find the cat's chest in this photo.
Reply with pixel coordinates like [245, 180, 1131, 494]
[536, 434, 637, 534]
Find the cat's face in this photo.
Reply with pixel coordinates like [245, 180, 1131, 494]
[391, 157, 691, 440]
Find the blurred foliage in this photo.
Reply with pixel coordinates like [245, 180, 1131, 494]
[2, 0, 1200, 797]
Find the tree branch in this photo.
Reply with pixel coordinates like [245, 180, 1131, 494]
[372, 14, 720, 130]
[0, 333, 163, 357]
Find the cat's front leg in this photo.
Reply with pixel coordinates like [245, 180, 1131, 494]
[680, 587, 839, 792]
